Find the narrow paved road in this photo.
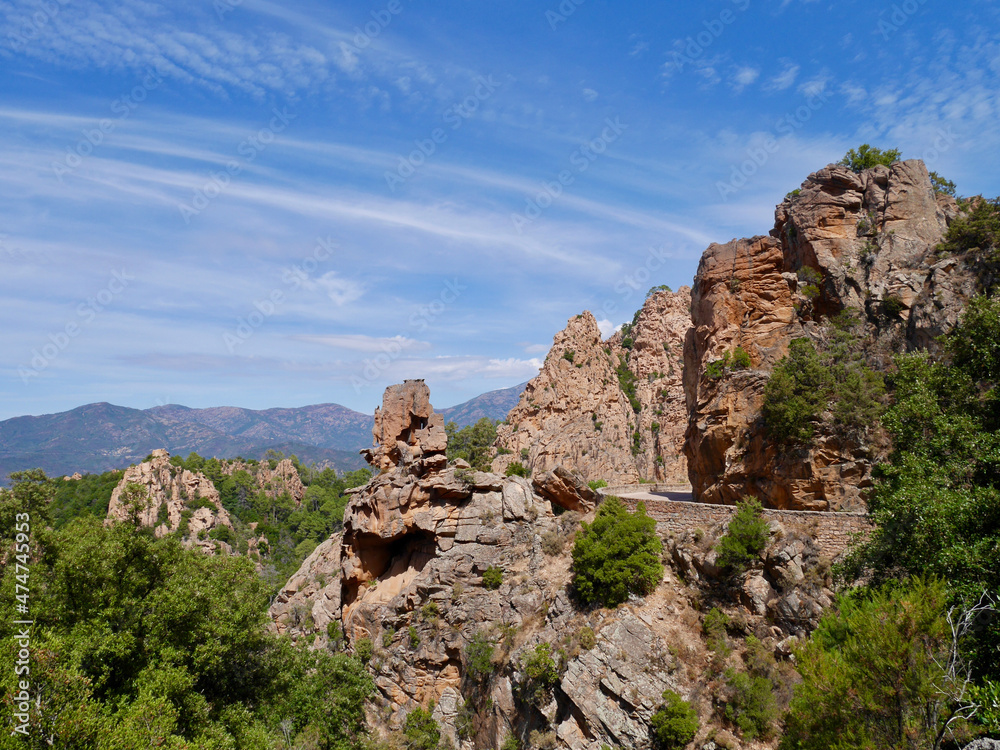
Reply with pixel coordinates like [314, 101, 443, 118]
[617, 489, 694, 504]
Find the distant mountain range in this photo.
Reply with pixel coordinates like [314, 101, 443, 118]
[0, 383, 527, 481]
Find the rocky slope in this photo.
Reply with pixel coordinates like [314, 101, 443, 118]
[271, 380, 838, 750]
[492, 288, 691, 484]
[107, 448, 233, 553]
[684, 159, 974, 510]
[220, 456, 307, 505]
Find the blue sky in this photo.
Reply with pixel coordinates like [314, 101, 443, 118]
[1, 0, 997, 420]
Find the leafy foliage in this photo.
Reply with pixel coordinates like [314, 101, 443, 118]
[762, 324, 885, 445]
[781, 578, 973, 750]
[505, 461, 530, 478]
[571, 496, 663, 607]
[703, 607, 731, 656]
[0, 476, 374, 749]
[937, 196, 1000, 291]
[616, 361, 642, 412]
[445, 418, 498, 471]
[724, 669, 778, 740]
[930, 170, 957, 196]
[839, 144, 902, 173]
[650, 690, 700, 749]
[402, 705, 441, 750]
[49, 470, 123, 527]
[466, 632, 496, 682]
[715, 499, 769, 575]
[482, 566, 503, 590]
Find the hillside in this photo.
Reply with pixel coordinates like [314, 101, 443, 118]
[0, 384, 527, 481]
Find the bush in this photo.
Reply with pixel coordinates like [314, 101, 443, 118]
[731, 346, 751, 370]
[563, 349, 575, 363]
[522, 642, 560, 687]
[761, 339, 829, 442]
[446, 418, 499, 471]
[354, 636, 373, 663]
[930, 170, 957, 196]
[408, 625, 420, 649]
[505, 461, 530, 478]
[616, 362, 641, 412]
[651, 690, 700, 749]
[571, 496, 663, 607]
[588, 479, 608, 490]
[482, 566, 503, 590]
[703, 607, 731, 656]
[541, 530, 566, 556]
[880, 294, 905, 317]
[403, 705, 441, 750]
[724, 668, 778, 740]
[466, 632, 495, 681]
[839, 144, 902, 173]
[715, 499, 769, 575]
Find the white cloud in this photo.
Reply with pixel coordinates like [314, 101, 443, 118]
[595, 318, 616, 338]
[731, 66, 760, 93]
[313, 272, 365, 306]
[765, 63, 800, 92]
[582, 88, 598, 102]
[295, 334, 429, 352]
[523, 343, 549, 354]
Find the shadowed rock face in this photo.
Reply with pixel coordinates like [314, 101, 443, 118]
[684, 159, 973, 511]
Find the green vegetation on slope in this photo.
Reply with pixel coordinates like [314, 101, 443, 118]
[0, 470, 373, 749]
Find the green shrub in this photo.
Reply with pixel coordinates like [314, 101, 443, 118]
[616, 361, 641, 412]
[731, 347, 751, 370]
[785, 188, 802, 200]
[761, 338, 830, 443]
[505, 462, 530, 478]
[648, 284, 673, 296]
[724, 668, 778, 740]
[563, 349, 575, 363]
[403, 705, 441, 750]
[839, 144, 901, 173]
[500, 735, 521, 750]
[588, 479, 608, 490]
[541, 530, 566, 556]
[327, 621, 344, 650]
[482, 566, 503, 590]
[446, 417, 499, 471]
[577, 626, 596, 650]
[703, 607, 731, 656]
[571, 496, 663, 607]
[651, 690, 700, 749]
[522, 642, 560, 687]
[929, 170, 957, 196]
[466, 632, 495, 681]
[880, 294, 905, 317]
[408, 625, 420, 649]
[354, 636, 373, 663]
[797, 266, 823, 285]
[715, 499, 769, 575]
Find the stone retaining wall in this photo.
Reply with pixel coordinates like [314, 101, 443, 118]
[598, 486, 870, 559]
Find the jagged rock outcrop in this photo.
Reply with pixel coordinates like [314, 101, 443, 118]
[685, 160, 973, 510]
[221, 456, 307, 505]
[493, 288, 690, 484]
[107, 448, 232, 552]
[269, 383, 724, 749]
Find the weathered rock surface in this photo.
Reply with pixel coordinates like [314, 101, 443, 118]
[107, 448, 232, 553]
[493, 288, 690, 484]
[222, 456, 307, 505]
[269, 383, 722, 749]
[684, 160, 973, 510]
